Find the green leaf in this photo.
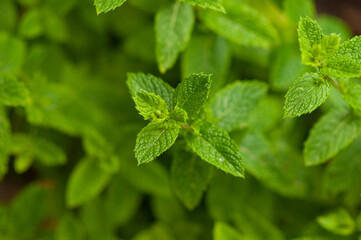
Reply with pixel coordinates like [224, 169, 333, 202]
[214, 222, 244, 240]
[135, 121, 179, 164]
[155, 2, 194, 73]
[283, 0, 315, 25]
[284, 73, 330, 118]
[298, 17, 323, 54]
[66, 158, 111, 208]
[0, 0, 16, 32]
[171, 147, 212, 209]
[169, 106, 188, 125]
[181, 34, 230, 94]
[94, 0, 126, 14]
[304, 109, 361, 165]
[209, 81, 267, 132]
[320, 33, 341, 59]
[127, 73, 174, 109]
[0, 33, 26, 75]
[55, 214, 85, 240]
[0, 75, 30, 106]
[342, 80, 361, 112]
[321, 36, 361, 78]
[199, 2, 278, 50]
[133, 90, 169, 121]
[18, 9, 44, 39]
[173, 73, 211, 119]
[317, 208, 355, 236]
[132, 223, 176, 240]
[180, 0, 225, 13]
[185, 122, 244, 178]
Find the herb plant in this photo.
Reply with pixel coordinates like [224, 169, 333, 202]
[0, 0, 361, 239]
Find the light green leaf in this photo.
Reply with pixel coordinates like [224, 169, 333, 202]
[133, 90, 169, 121]
[155, 2, 194, 73]
[284, 73, 330, 118]
[127, 73, 174, 109]
[94, 0, 126, 14]
[180, 0, 225, 12]
[199, 3, 278, 50]
[317, 208, 355, 236]
[182, 34, 230, 94]
[0, 33, 26, 75]
[209, 81, 267, 132]
[55, 214, 85, 240]
[304, 109, 361, 165]
[18, 9, 44, 39]
[171, 147, 212, 209]
[135, 121, 179, 164]
[214, 222, 244, 240]
[320, 33, 341, 59]
[321, 36, 361, 78]
[342, 80, 361, 112]
[270, 44, 305, 90]
[298, 17, 323, 53]
[169, 106, 188, 125]
[174, 73, 211, 119]
[0, 75, 30, 106]
[185, 122, 244, 178]
[66, 158, 111, 208]
[284, 0, 315, 25]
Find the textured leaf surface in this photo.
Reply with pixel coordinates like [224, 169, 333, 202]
[317, 208, 355, 236]
[155, 2, 194, 73]
[209, 81, 267, 132]
[284, 73, 330, 117]
[304, 109, 361, 165]
[214, 222, 244, 240]
[342, 80, 361, 112]
[94, 0, 126, 14]
[199, 3, 278, 50]
[182, 34, 230, 94]
[185, 122, 244, 178]
[66, 158, 111, 207]
[0, 33, 26, 74]
[127, 73, 174, 109]
[298, 17, 323, 53]
[174, 73, 211, 118]
[321, 36, 361, 78]
[180, 0, 224, 12]
[0, 75, 30, 106]
[135, 121, 179, 164]
[171, 148, 212, 209]
[134, 91, 169, 121]
[283, 0, 315, 25]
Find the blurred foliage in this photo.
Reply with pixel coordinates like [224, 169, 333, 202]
[0, 0, 360, 239]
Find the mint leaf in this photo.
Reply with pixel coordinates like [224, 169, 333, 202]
[182, 34, 230, 94]
[66, 158, 111, 208]
[171, 147, 212, 209]
[304, 109, 361, 165]
[180, 0, 225, 13]
[127, 73, 174, 109]
[169, 106, 188, 125]
[283, 0, 315, 25]
[284, 73, 330, 118]
[185, 122, 244, 178]
[0, 75, 30, 106]
[214, 222, 244, 240]
[0, 33, 26, 75]
[209, 81, 267, 132]
[155, 2, 194, 73]
[298, 17, 323, 53]
[320, 33, 341, 59]
[321, 36, 361, 78]
[342, 80, 361, 112]
[135, 121, 179, 164]
[18, 9, 43, 39]
[199, 3, 278, 50]
[55, 214, 85, 240]
[317, 208, 355, 236]
[94, 0, 126, 14]
[174, 73, 211, 119]
[133, 90, 169, 121]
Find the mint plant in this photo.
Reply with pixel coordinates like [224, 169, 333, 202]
[1, 0, 361, 239]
